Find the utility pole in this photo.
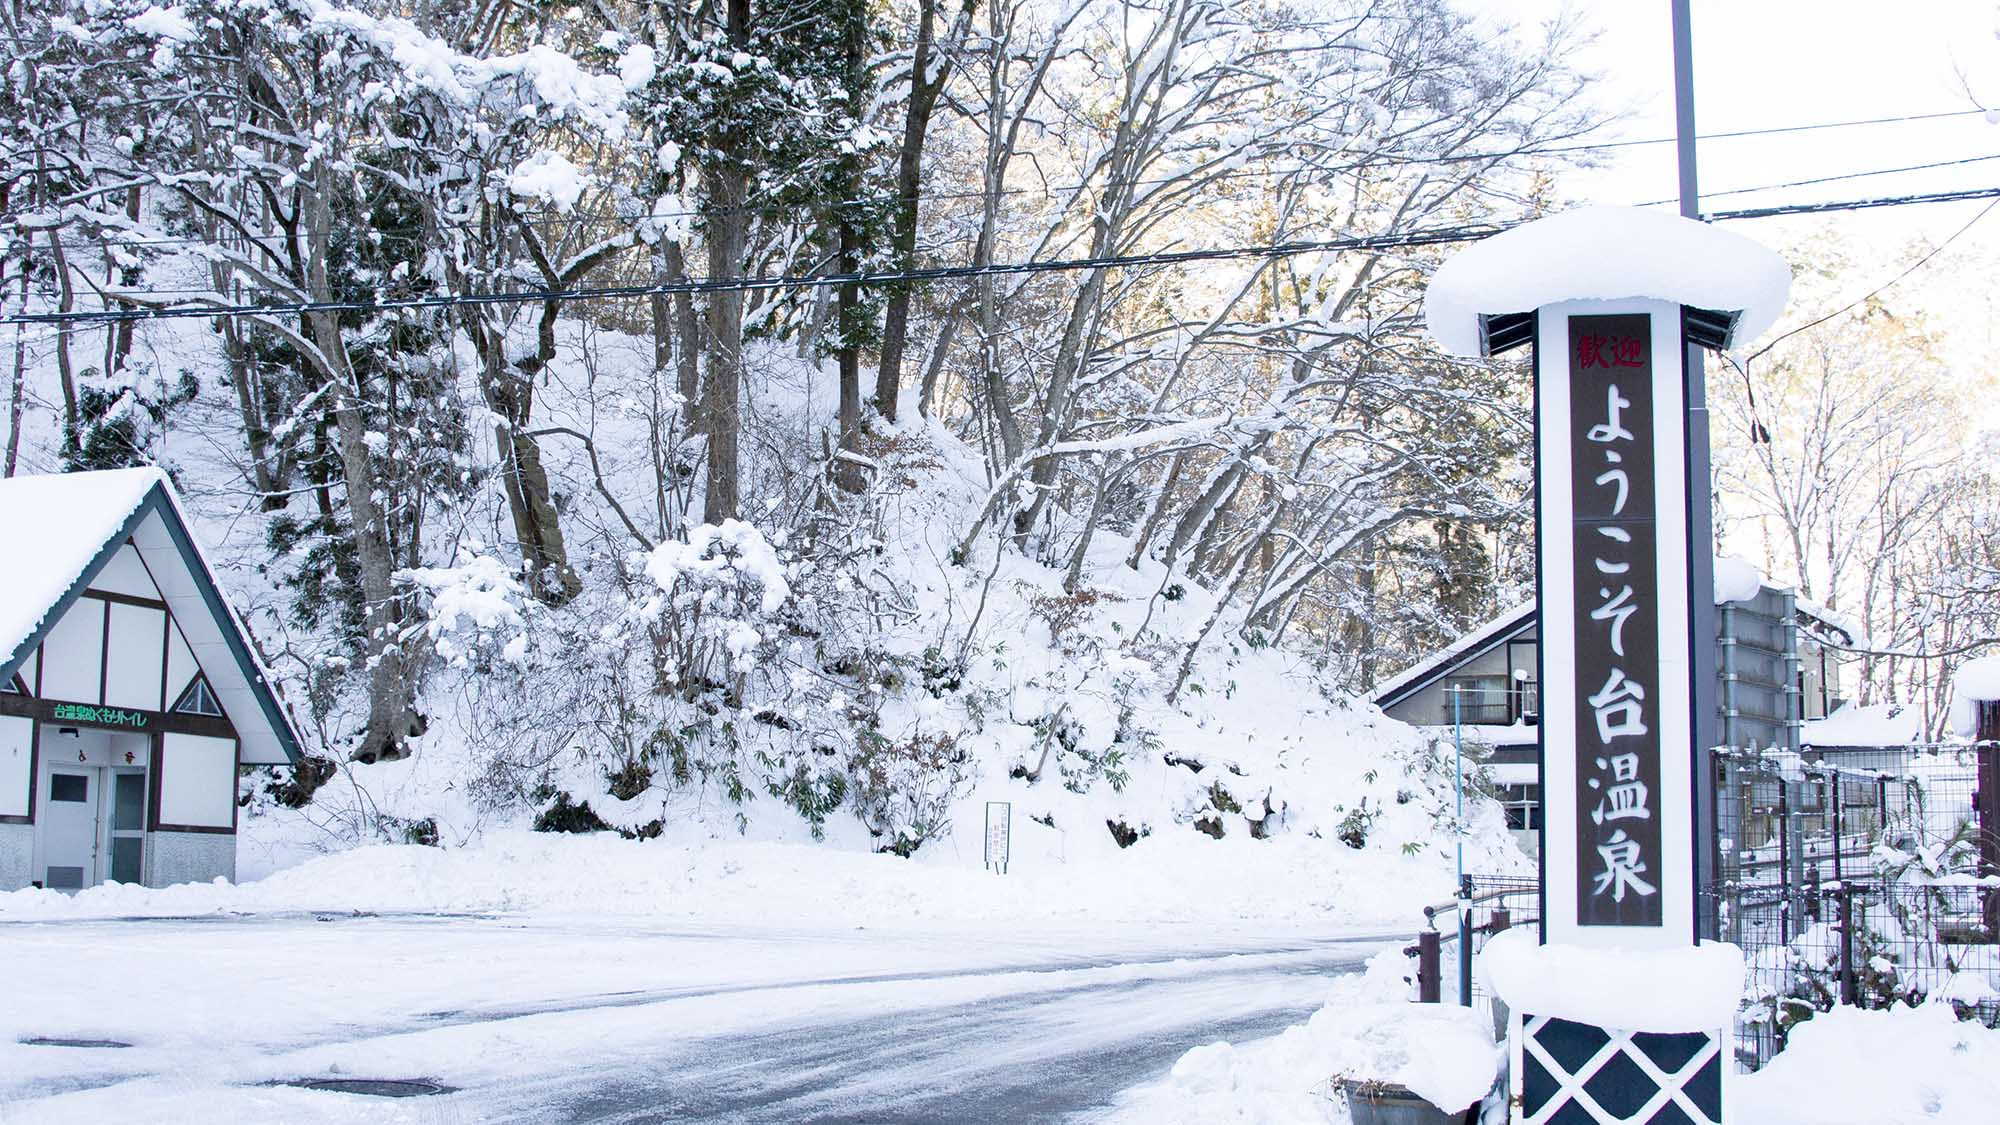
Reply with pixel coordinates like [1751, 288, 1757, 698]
[1671, 0, 1722, 944]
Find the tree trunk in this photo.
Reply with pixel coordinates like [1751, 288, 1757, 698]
[468, 309, 582, 603]
[832, 0, 867, 493]
[700, 0, 752, 523]
[307, 306, 416, 762]
[874, 0, 966, 422]
[5, 262, 26, 476]
[43, 230, 80, 456]
[222, 314, 285, 507]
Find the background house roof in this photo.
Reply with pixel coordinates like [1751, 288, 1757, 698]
[1373, 558, 1852, 715]
[0, 469, 303, 765]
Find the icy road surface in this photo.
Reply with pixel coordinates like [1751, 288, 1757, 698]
[0, 913, 1392, 1122]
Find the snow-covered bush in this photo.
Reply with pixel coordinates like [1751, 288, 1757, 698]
[400, 553, 533, 669]
[634, 519, 793, 694]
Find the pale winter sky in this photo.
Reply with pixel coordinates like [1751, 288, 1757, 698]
[1474, 0, 2000, 358]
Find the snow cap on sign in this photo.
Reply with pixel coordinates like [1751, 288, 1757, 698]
[1424, 206, 1792, 356]
[1478, 927, 1745, 1033]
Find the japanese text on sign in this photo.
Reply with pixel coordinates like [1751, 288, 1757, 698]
[49, 702, 150, 729]
[1568, 314, 1663, 927]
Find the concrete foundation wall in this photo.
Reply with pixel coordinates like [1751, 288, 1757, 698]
[0, 821, 31, 891]
[145, 829, 235, 888]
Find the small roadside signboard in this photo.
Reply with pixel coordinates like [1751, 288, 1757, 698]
[984, 801, 1011, 874]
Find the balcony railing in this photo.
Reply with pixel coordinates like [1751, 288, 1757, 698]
[1442, 682, 1538, 726]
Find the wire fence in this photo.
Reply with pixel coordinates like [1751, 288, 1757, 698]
[1407, 873, 1541, 1032]
[1715, 745, 2000, 1067]
[1409, 743, 1999, 1070]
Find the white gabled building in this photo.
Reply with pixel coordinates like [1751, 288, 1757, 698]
[1373, 562, 1856, 856]
[0, 468, 303, 892]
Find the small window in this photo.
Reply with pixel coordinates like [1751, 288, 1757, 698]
[50, 774, 88, 802]
[113, 772, 146, 831]
[172, 677, 224, 717]
[110, 837, 143, 885]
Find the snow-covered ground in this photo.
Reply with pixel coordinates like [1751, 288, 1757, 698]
[0, 908, 1395, 1123]
[1115, 948, 2000, 1125]
[0, 825, 1482, 930]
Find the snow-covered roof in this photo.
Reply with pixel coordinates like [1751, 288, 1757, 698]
[1424, 206, 1792, 357]
[1948, 655, 2000, 739]
[0, 468, 161, 664]
[1371, 602, 1535, 709]
[0, 469, 302, 765]
[1375, 558, 1822, 709]
[1802, 703, 1925, 749]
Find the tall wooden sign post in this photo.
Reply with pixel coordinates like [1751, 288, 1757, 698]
[1426, 206, 1790, 1124]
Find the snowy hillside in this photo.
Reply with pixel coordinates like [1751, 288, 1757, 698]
[0, 0, 1545, 925]
[0, 310, 1526, 924]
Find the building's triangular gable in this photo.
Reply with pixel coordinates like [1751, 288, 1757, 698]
[1372, 603, 1537, 711]
[0, 471, 302, 764]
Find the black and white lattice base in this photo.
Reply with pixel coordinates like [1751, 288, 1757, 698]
[1509, 1013, 1725, 1124]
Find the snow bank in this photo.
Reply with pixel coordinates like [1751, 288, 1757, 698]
[1737, 1003, 2000, 1125]
[1803, 702, 1924, 748]
[1947, 654, 2000, 738]
[1478, 928, 1743, 1032]
[1109, 950, 1496, 1122]
[1425, 207, 1791, 356]
[0, 829, 1470, 929]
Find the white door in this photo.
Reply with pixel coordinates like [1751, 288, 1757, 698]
[104, 769, 148, 884]
[41, 767, 98, 891]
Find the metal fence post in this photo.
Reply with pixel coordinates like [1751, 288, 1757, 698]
[1418, 929, 1441, 1004]
[1831, 771, 1843, 888]
[1977, 712, 1999, 940]
[1838, 885, 1857, 1007]
[1458, 901, 1474, 1007]
[1778, 783, 1793, 943]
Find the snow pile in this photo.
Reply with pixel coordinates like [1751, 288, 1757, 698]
[1803, 702, 1925, 748]
[1109, 950, 1496, 1123]
[0, 467, 163, 666]
[1479, 928, 1744, 1032]
[1947, 655, 2000, 738]
[126, 4, 197, 40]
[1424, 206, 1792, 356]
[641, 520, 791, 615]
[399, 554, 530, 666]
[507, 150, 591, 211]
[1737, 1003, 2000, 1125]
[1713, 555, 1763, 605]
[0, 828, 1479, 928]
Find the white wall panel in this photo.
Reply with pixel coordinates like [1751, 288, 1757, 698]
[39, 598, 105, 704]
[88, 544, 160, 600]
[158, 733, 235, 829]
[103, 604, 166, 711]
[0, 716, 30, 818]
[164, 618, 197, 706]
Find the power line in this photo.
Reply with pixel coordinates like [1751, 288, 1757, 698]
[9, 185, 2000, 328]
[21, 108, 1994, 254]
[1703, 183, 2000, 221]
[1636, 152, 2000, 207]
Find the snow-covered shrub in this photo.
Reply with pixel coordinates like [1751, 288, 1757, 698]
[850, 729, 971, 855]
[399, 553, 533, 668]
[634, 519, 793, 697]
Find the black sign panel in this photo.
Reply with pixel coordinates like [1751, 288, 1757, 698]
[1568, 314, 1664, 927]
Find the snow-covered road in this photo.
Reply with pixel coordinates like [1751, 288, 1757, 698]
[0, 913, 1394, 1122]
